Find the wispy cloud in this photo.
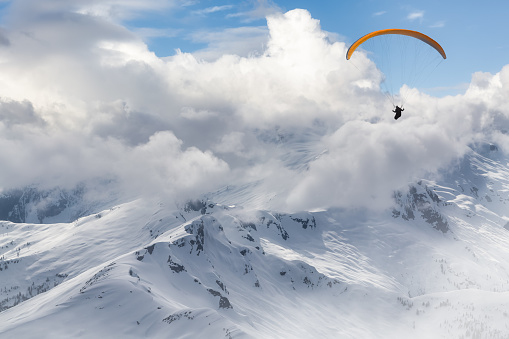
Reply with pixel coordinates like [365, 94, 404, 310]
[133, 27, 180, 39]
[407, 10, 424, 22]
[424, 82, 469, 95]
[373, 11, 387, 17]
[193, 5, 234, 16]
[430, 21, 445, 28]
[227, 0, 281, 22]
[73, 0, 179, 21]
[190, 26, 268, 60]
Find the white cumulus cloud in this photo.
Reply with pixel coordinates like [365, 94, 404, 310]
[0, 5, 508, 212]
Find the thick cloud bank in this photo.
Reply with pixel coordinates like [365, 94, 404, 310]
[0, 4, 508, 211]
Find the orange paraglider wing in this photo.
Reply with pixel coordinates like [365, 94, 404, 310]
[346, 29, 446, 60]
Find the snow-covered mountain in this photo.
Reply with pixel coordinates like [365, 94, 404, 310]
[0, 180, 120, 224]
[1, 143, 509, 338]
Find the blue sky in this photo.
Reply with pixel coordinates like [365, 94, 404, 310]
[114, 0, 508, 96]
[298, 1, 508, 90]
[0, 0, 506, 95]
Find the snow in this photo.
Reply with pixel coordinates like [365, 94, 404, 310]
[2, 145, 509, 338]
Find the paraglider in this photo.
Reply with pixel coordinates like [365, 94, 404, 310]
[392, 106, 404, 120]
[346, 29, 446, 119]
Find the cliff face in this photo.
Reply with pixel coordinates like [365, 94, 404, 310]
[0, 186, 84, 223]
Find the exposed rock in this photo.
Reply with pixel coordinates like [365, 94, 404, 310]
[393, 182, 449, 233]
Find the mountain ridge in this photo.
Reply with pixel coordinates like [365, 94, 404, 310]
[1, 143, 509, 338]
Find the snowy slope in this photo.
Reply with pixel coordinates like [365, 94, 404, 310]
[2, 144, 509, 338]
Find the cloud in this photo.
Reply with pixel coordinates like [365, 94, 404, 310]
[180, 107, 218, 121]
[132, 27, 180, 40]
[373, 11, 387, 16]
[0, 28, 9, 46]
[0, 99, 44, 127]
[0, 5, 508, 213]
[283, 119, 469, 211]
[213, 132, 246, 155]
[193, 5, 234, 16]
[430, 21, 445, 28]
[2, 0, 180, 26]
[227, 0, 281, 22]
[407, 10, 424, 22]
[189, 26, 269, 60]
[72, 0, 183, 21]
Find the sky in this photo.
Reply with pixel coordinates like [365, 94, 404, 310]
[118, 0, 509, 96]
[0, 0, 508, 212]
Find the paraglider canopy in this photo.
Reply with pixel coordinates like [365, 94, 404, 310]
[346, 29, 446, 60]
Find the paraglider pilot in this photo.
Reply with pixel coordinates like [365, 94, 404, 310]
[393, 106, 404, 120]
